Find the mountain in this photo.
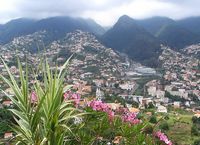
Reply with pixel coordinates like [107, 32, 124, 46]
[177, 17, 200, 35]
[0, 16, 105, 44]
[0, 18, 35, 44]
[136, 16, 174, 36]
[1, 30, 143, 82]
[102, 15, 161, 67]
[84, 18, 106, 35]
[2, 31, 51, 53]
[156, 23, 200, 49]
[49, 30, 134, 79]
[136, 16, 200, 49]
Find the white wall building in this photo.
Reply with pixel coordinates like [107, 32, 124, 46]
[157, 105, 167, 113]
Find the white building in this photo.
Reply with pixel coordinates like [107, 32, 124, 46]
[147, 86, 157, 97]
[156, 90, 165, 98]
[174, 101, 181, 108]
[157, 105, 167, 113]
[96, 88, 104, 100]
[119, 82, 135, 91]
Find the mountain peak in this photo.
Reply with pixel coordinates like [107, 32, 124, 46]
[118, 15, 132, 21]
[118, 15, 135, 23]
[102, 15, 161, 67]
[114, 15, 137, 29]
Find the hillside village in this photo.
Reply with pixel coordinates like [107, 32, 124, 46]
[0, 31, 199, 112]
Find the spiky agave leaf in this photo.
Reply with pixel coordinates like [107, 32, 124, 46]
[1, 56, 85, 145]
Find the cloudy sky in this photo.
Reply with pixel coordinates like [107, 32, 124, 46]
[0, 0, 199, 26]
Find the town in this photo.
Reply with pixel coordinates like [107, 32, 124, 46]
[0, 30, 199, 144]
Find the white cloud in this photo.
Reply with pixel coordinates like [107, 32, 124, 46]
[81, 0, 177, 26]
[0, 0, 200, 26]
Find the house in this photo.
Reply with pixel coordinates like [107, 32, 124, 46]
[147, 86, 157, 97]
[119, 82, 136, 91]
[194, 113, 200, 118]
[5, 88, 14, 96]
[4, 132, 13, 139]
[142, 97, 153, 106]
[2, 100, 13, 107]
[146, 112, 152, 116]
[107, 103, 122, 110]
[157, 105, 167, 113]
[128, 107, 140, 113]
[96, 88, 104, 100]
[156, 90, 165, 98]
[174, 101, 181, 108]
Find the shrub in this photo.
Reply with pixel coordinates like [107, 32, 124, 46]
[164, 115, 170, 120]
[191, 125, 200, 136]
[148, 102, 155, 109]
[192, 116, 200, 124]
[143, 125, 153, 134]
[0, 108, 13, 137]
[159, 121, 169, 131]
[193, 139, 200, 145]
[150, 115, 157, 124]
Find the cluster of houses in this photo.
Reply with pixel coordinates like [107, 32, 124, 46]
[159, 47, 200, 105]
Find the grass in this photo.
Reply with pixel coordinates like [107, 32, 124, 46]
[165, 112, 199, 145]
[144, 109, 198, 145]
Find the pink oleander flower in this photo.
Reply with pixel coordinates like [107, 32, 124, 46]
[63, 91, 81, 107]
[30, 91, 37, 103]
[87, 100, 105, 111]
[115, 107, 129, 115]
[71, 93, 81, 107]
[87, 100, 115, 121]
[155, 131, 172, 145]
[107, 109, 115, 121]
[121, 112, 140, 124]
[63, 91, 72, 99]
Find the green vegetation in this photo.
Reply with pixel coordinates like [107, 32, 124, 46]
[0, 108, 13, 136]
[191, 116, 200, 136]
[165, 91, 186, 102]
[104, 94, 126, 106]
[142, 107, 198, 145]
[164, 111, 199, 145]
[134, 76, 160, 96]
[159, 121, 169, 131]
[0, 58, 85, 144]
[193, 139, 200, 145]
[149, 115, 157, 124]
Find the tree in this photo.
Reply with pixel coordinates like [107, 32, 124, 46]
[132, 101, 139, 108]
[143, 125, 153, 134]
[0, 121, 11, 136]
[0, 108, 13, 137]
[148, 102, 155, 109]
[149, 115, 157, 124]
[192, 116, 200, 124]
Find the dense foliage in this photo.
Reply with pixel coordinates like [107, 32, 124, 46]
[0, 108, 13, 136]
